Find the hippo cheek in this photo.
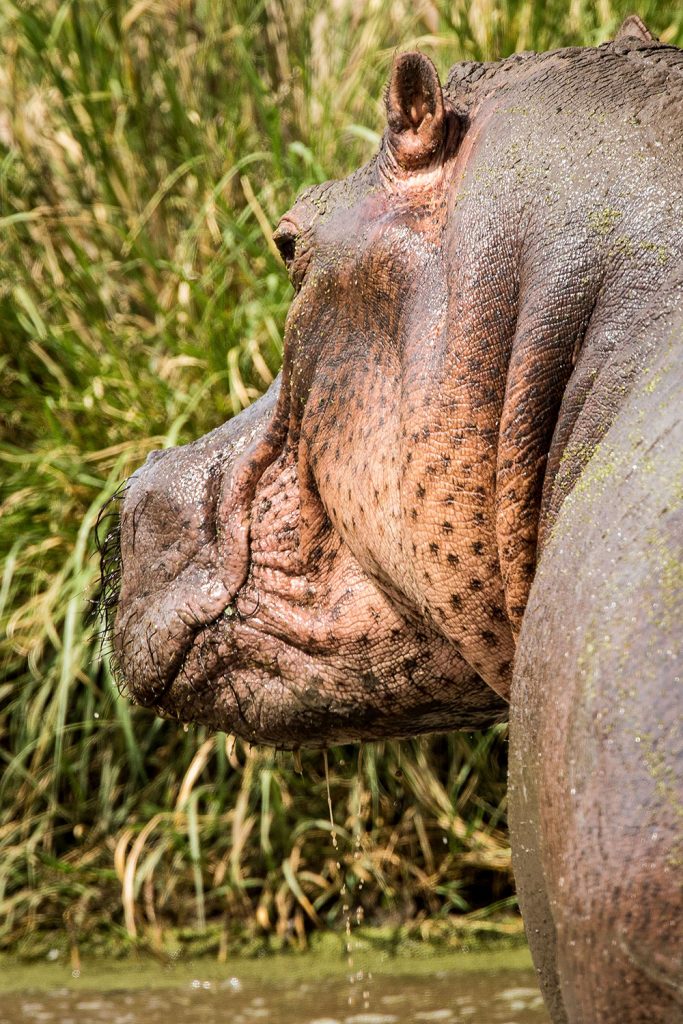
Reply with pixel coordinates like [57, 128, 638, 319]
[150, 599, 508, 748]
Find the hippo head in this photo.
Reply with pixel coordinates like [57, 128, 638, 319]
[107, 37, 668, 746]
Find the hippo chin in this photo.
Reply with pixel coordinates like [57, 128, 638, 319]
[106, 17, 683, 1024]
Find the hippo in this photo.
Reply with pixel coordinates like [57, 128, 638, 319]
[104, 15, 683, 1024]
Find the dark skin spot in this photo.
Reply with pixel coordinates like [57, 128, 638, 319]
[492, 605, 506, 622]
[481, 630, 498, 648]
[470, 578, 483, 591]
[499, 660, 512, 676]
[443, 521, 453, 534]
[416, 483, 426, 499]
[472, 540, 484, 555]
[450, 593, 462, 610]
[411, 508, 418, 521]
[429, 542, 439, 556]
[446, 552, 459, 567]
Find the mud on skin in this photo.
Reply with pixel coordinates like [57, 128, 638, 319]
[103, 17, 683, 1024]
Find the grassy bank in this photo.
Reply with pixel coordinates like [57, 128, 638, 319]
[2, 0, 682, 956]
[0, 934, 534, 989]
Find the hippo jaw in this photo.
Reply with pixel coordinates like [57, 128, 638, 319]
[111, 391, 507, 748]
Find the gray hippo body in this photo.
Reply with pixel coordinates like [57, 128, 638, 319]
[107, 19, 683, 1023]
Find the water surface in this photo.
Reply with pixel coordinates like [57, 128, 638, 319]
[0, 946, 549, 1024]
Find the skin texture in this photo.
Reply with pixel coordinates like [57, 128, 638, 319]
[107, 24, 683, 1024]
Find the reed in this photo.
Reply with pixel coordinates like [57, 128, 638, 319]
[2, 0, 681, 956]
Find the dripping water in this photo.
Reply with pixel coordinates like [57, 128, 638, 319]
[323, 750, 353, 1005]
[323, 747, 372, 1012]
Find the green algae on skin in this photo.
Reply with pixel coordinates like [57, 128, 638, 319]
[587, 206, 623, 235]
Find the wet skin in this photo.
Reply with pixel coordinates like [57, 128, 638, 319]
[107, 18, 683, 1024]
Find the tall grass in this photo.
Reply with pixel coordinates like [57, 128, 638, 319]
[1, 0, 682, 957]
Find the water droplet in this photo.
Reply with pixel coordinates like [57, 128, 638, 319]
[323, 751, 338, 851]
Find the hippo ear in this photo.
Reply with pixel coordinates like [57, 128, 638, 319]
[385, 51, 450, 170]
[615, 15, 658, 44]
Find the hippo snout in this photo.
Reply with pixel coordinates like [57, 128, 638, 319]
[110, 386, 281, 710]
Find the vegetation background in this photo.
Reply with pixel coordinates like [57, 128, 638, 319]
[2, 0, 682, 961]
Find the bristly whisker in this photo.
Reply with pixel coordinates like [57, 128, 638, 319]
[93, 482, 126, 662]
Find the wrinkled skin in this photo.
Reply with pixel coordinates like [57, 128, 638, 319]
[110, 18, 683, 1024]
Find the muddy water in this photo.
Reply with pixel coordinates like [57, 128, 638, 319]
[0, 948, 548, 1023]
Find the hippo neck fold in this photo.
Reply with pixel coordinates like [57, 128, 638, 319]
[440, 43, 683, 646]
